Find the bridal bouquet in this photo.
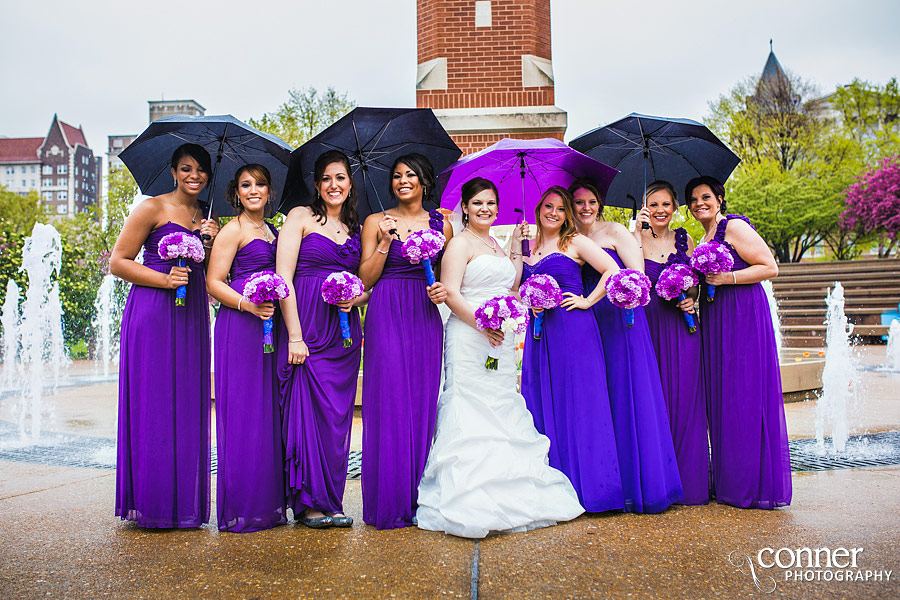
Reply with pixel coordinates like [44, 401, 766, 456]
[690, 241, 734, 302]
[605, 269, 651, 327]
[242, 270, 290, 353]
[321, 271, 365, 348]
[158, 231, 206, 306]
[519, 274, 563, 340]
[401, 229, 445, 286]
[655, 263, 700, 333]
[474, 295, 529, 370]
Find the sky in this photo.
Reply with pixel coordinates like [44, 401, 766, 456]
[1, 0, 898, 157]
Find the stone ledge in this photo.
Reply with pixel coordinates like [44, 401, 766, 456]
[432, 105, 567, 135]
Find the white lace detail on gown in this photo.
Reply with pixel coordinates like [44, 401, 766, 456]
[416, 255, 584, 538]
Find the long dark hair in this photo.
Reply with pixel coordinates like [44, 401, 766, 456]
[170, 143, 211, 174]
[685, 176, 727, 214]
[311, 150, 360, 233]
[225, 164, 273, 216]
[460, 177, 499, 227]
[568, 177, 605, 218]
[390, 153, 436, 206]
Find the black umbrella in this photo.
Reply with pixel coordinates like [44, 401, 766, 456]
[119, 114, 293, 222]
[278, 107, 461, 219]
[569, 113, 740, 216]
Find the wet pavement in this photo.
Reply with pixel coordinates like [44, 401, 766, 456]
[1, 348, 899, 599]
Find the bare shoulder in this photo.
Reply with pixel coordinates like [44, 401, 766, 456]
[725, 217, 757, 240]
[216, 217, 243, 241]
[363, 211, 384, 230]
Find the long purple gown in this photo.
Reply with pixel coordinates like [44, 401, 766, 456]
[278, 231, 362, 516]
[702, 216, 791, 509]
[521, 253, 624, 512]
[644, 228, 710, 505]
[583, 250, 684, 513]
[362, 211, 443, 529]
[214, 228, 287, 532]
[116, 222, 210, 528]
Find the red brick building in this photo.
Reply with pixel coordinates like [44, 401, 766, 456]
[416, 0, 566, 154]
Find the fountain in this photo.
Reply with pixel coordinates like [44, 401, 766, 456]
[92, 274, 122, 377]
[761, 279, 782, 356]
[815, 282, 856, 453]
[1, 280, 21, 389]
[886, 320, 900, 372]
[16, 223, 68, 441]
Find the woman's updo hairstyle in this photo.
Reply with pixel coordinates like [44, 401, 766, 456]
[684, 176, 727, 214]
[459, 177, 499, 227]
[225, 164, 273, 216]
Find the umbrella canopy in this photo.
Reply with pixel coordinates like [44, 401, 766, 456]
[436, 137, 619, 226]
[278, 107, 461, 219]
[119, 114, 293, 218]
[569, 113, 740, 210]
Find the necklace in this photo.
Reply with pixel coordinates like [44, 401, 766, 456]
[396, 213, 424, 233]
[245, 215, 272, 242]
[321, 217, 346, 236]
[646, 230, 672, 259]
[464, 228, 498, 252]
[179, 201, 199, 224]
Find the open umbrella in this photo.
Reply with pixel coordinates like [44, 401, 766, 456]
[437, 136, 618, 224]
[569, 113, 740, 216]
[119, 114, 293, 221]
[278, 107, 461, 219]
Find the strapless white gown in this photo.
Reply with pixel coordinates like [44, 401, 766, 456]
[416, 255, 584, 538]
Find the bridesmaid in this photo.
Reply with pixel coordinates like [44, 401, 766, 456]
[685, 176, 791, 509]
[206, 164, 287, 532]
[276, 150, 367, 529]
[633, 180, 708, 505]
[110, 143, 219, 528]
[520, 185, 624, 512]
[359, 153, 451, 529]
[569, 178, 683, 513]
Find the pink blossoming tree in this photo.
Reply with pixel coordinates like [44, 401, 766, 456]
[841, 156, 900, 258]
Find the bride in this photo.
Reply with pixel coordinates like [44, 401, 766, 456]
[416, 177, 584, 538]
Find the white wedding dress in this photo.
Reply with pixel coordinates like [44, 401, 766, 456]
[416, 255, 584, 538]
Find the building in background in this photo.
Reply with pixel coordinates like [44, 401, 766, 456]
[416, 0, 566, 154]
[107, 99, 205, 174]
[0, 114, 101, 215]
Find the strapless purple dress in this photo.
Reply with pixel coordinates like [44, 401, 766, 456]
[214, 227, 287, 532]
[362, 211, 443, 529]
[278, 231, 362, 516]
[521, 253, 624, 512]
[583, 250, 683, 513]
[701, 216, 791, 509]
[644, 228, 709, 505]
[116, 222, 210, 528]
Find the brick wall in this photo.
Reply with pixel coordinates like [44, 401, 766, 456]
[451, 131, 563, 155]
[417, 0, 554, 109]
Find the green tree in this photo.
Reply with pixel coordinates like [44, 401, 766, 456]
[249, 86, 356, 148]
[829, 78, 900, 160]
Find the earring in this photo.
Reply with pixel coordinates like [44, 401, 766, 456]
[237, 199, 243, 208]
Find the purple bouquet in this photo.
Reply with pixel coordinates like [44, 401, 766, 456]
[690, 241, 734, 302]
[158, 231, 206, 306]
[655, 264, 699, 333]
[474, 295, 529, 370]
[606, 269, 651, 327]
[321, 271, 365, 348]
[401, 230, 446, 286]
[242, 270, 290, 353]
[519, 274, 563, 340]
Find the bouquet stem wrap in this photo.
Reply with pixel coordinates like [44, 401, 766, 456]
[401, 230, 445, 289]
[157, 231, 205, 307]
[623, 307, 634, 327]
[338, 311, 352, 348]
[532, 312, 545, 339]
[519, 274, 563, 341]
[678, 292, 698, 332]
[655, 263, 700, 333]
[175, 258, 187, 306]
[422, 258, 436, 286]
[242, 270, 290, 354]
[321, 271, 365, 348]
[605, 269, 652, 328]
[474, 295, 528, 370]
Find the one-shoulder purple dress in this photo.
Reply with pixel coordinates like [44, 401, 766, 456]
[644, 228, 709, 505]
[278, 231, 362, 517]
[362, 211, 444, 529]
[583, 250, 683, 513]
[702, 216, 791, 509]
[214, 228, 287, 532]
[521, 253, 624, 513]
[116, 222, 210, 528]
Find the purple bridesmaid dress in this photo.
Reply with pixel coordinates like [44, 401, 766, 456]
[521, 253, 624, 512]
[362, 211, 443, 529]
[278, 230, 362, 517]
[644, 228, 710, 505]
[214, 227, 288, 532]
[116, 222, 210, 528]
[702, 216, 791, 509]
[583, 250, 684, 513]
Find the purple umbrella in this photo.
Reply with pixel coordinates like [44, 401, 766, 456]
[437, 138, 618, 235]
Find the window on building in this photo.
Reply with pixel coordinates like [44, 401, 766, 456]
[42, 191, 52, 201]
[59, 191, 67, 200]
[57, 165, 67, 174]
[56, 204, 68, 214]
[42, 165, 52, 174]
[30, 165, 36, 173]
[21, 180, 26, 187]
[57, 177, 65, 185]
[31, 180, 36, 187]
[5, 179, 12, 187]
[4, 167, 12, 175]
[21, 166, 26, 174]
[42, 178, 52, 186]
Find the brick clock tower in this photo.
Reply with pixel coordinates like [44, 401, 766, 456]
[416, 0, 567, 155]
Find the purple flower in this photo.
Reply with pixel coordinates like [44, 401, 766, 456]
[242, 270, 290, 304]
[655, 263, 700, 301]
[690, 241, 734, 275]
[519, 274, 563, 310]
[605, 269, 651, 309]
[158, 231, 205, 263]
[337, 228, 362, 258]
[321, 271, 365, 304]
[474, 295, 529, 335]
[401, 230, 445, 264]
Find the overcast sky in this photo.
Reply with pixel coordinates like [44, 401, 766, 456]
[2, 0, 898, 156]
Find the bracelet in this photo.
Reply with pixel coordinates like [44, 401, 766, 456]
[289, 338, 304, 343]
[237, 298, 244, 312]
[376, 247, 389, 255]
[732, 272, 737, 285]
